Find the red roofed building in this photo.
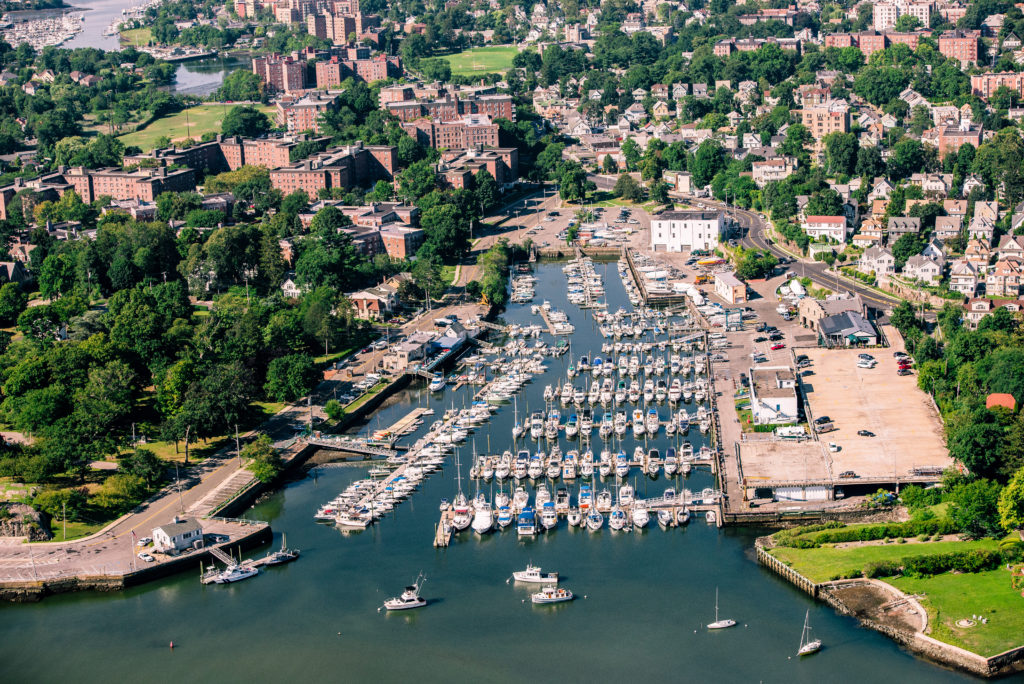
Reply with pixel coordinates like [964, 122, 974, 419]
[986, 393, 1017, 411]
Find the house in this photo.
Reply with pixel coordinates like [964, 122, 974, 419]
[909, 172, 954, 196]
[887, 216, 921, 242]
[967, 216, 995, 242]
[962, 174, 985, 196]
[280, 276, 303, 298]
[797, 291, 866, 331]
[623, 102, 647, 123]
[935, 215, 963, 240]
[870, 199, 889, 218]
[949, 259, 979, 296]
[802, 215, 847, 242]
[859, 246, 896, 276]
[868, 178, 894, 201]
[997, 234, 1024, 260]
[652, 100, 670, 118]
[965, 239, 993, 272]
[965, 297, 1024, 328]
[650, 210, 724, 252]
[751, 157, 798, 187]
[715, 271, 747, 304]
[985, 257, 1024, 297]
[903, 254, 943, 285]
[819, 310, 878, 346]
[749, 365, 798, 424]
[975, 200, 999, 223]
[922, 238, 947, 261]
[152, 516, 203, 554]
[349, 286, 397, 320]
[0, 261, 30, 285]
[944, 199, 968, 217]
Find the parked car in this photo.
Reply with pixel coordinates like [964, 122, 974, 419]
[827, 442, 840, 452]
[857, 359, 876, 369]
[858, 353, 875, 361]
[136, 537, 152, 547]
[137, 552, 155, 563]
[770, 343, 785, 350]
[897, 368, 913, 376]
[753, 336, 768, 343]
[814, 416, 831, 425]
[769, 332, 784, 341]
[838, 470, 858, 479]
[857, 430, 875, 437]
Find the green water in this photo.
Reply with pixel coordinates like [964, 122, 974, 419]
[1, 263, 975, 682]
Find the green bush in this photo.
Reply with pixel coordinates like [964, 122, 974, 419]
[901, 549, 1001, 577]
[865, 560, 901, 578]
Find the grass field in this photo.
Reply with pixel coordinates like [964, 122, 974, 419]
[891, 570, 1024, 656]
[120, 28, 153, 46]
[769, 538, 1003, 583]
[47, 519, 106, 542]
[119, 104, 277, 151]
[445, 46, 518, 75]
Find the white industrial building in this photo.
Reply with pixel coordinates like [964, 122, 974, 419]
[650, 210, 724, 252]
[748, 365, 799, 424]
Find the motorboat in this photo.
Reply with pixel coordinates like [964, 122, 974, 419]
[528, 454, 544, 479]
[600, 412, 614, 438]
[632, 409, 645, 437]
[383, 574, 427, 611]
[202, 562, 259, 584]
[497, 506, 513, 528]
[663, 448, 678, 477]
[496, 452, 512, 480]
[554, 486, 570, 512]
[531, 586, 574, 604]
[540, 502, 558, 530]
[578, 484, 593, 510]
[657, 509, 675, 528]
[643, 378, 654, 403]
[530, 412, 544, 439]
[452, 493, 472, 531]
[646, 449, 660, 477]
[580, 408, 593, 434]
[562, 450, 579, 480]
[631, 505, 650, 529]
[565, 414, 579, 439]
[645, 408, 660, 435]
[580, 451, 594, 479]
[512, 485, 529, 512]
[614, 380, 627, 405]
[429, 373, 446, 392]
[517, 507, 537, 536]
[614, 451, 630, 478]
[614, 411, 628, 436]
[472, 501, 494, 535]
[618, 483, 634, 506]
[513, 564, 559, 583]
[596, 489, 612, 511]
[567, 507, 582, 526]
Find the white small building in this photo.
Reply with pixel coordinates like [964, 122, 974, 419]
[715, 270, 747, 304]
[650, 210, 724, 252]
[802, 215, 848, 242]
[152, 516, 203, 554]
[749, 365, 799, 424]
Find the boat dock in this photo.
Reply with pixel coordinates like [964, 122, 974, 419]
[381, 407, 432, 440]
[434, 510, 455, 547]
[538, 308, 558, 335]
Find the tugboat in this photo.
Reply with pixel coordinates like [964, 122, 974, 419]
[531, 585, 574, 604]
[383, 573, 428, 611]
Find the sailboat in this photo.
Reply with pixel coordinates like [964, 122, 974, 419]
[707, 587, 736, 629]
[797, 609, 822, 656]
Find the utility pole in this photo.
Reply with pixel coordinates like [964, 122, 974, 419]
[62, 501, 66, 542]
[235, 424, 241, 468]
[175, 462, 184, 513]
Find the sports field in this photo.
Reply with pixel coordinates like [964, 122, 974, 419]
[445, 46, 518, 76]
[120, 28, 153, 46]
[118, 104, 276, 151]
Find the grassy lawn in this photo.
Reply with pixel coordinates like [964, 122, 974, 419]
[444, 46, 518, 75]
[440, 264, 456, 285]
[769, 538, 1004, 583]
[120, 27, 153, 46]
[119, 104, 276, 151]
[139, 400, 285, 463]
[890, 570, 1024, 657]
[46, 519, 106, 542]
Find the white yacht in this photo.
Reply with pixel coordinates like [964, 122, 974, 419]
[631, 505, 650, 529]
[202, 562, 259, 584]
[609, 505, 627, 530]
[428, 373, 446, 392]
[798, 610, 822, 656]
[567, 507, 582, 526]
[531, 586, 574, 604]
[585, 508, 604, 531]
[707, 588, 736, 629]
[472, 500, 494, 535]
[383, 574, 427, 611]
[632, 408, 646, 437]
[540, 502, 558, 530]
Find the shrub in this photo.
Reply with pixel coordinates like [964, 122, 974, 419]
[901, 549, 1001, 577]
[865, 560, 901, 578]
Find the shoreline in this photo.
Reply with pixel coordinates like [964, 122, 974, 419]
[755, 537, 1024, 678]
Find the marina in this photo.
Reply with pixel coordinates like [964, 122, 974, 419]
[0, 257, 975, 683]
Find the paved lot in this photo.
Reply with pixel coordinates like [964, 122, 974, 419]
[799, 329, 951, 481]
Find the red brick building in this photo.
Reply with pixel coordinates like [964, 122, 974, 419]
[439, 146, 519, 188]
[400, 114, 501, 150]
[970, 72, 1024, 99]
[386, 94, 515, 123]
[252, 54, 306, 93]
[269, 142, 398, 195]
[315, 55, 400, 87]
[939, 29, 980, 64]
[935, 121, 983, 159]
[276, 92, 340, 133]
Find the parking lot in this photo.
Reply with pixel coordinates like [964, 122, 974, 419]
[508, 203, 651, 253]
[799, 330, 951, 481]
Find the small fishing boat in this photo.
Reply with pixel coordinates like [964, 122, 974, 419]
[513, 564, 559, 583]
[531, 585, 574, 604]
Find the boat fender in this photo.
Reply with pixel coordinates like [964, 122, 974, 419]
[169, 642, 175, 649]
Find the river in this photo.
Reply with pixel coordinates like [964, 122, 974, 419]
[0, 260, 972, 682]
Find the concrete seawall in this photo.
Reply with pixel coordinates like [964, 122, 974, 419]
[755, 537, 1024, 678]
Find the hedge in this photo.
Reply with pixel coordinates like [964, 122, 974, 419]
[775, 518, 959, 547]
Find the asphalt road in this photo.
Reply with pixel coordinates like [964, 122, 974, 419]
[697, 197, 902, 311]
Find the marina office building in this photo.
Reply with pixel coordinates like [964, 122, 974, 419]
[650, 210, 725, 252]
[748, 365, 799, 425]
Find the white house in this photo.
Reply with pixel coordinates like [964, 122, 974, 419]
[281, 277, 303, 298]
[650, 210, 724, 252]
[860, 246, 895, 275]
[749, 365, 798, 424]
[903, 254, 943, 285]
[802, 215, 847, 242]
[152, 516, 203, 554]
[715, 271, 747, 304]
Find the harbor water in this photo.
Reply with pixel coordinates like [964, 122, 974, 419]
[0, 260, 972, 682]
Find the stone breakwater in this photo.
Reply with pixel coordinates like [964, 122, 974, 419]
[755, 537, 1024, 678]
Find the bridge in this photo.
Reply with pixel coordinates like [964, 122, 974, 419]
[306, 437, 399, 458]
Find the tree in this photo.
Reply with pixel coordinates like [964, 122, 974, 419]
[411, 257, 446, 307]
[325, 399, 344, 421]
[419, 58, 452, 82]
[855, 145, 886, 179]
[649, 180, 670, 205]
[948, 415, 1005, 480]
[887, 138, 926, 181]
[118, 448, 165, 486]
[217, 69, 265, 102]
[465, 280, 482, 300]
[473, 169, 499, 214]
[805, 189, 843, 217]
[264, 353, 318, 402]
[823, 131, 858, 176]
[891, 232, 927, 269]
[621, 138, 641, 171]
[691, 140, 725, 188]
[421, 204, 470, 262]
[602, 154, 617, 174]
[242, 433, 282, 483]
[735, 249, 778, 280]
[0, 283, 27, 326]
[559, 163, 589, 203]
[613, 174, 643, 201]
[998, 466, 1024, 535]
[38, 253, 75, 300]
[398, 160, 437, 201]
[221, 105, 272, 137]
[949, 478, 1004, 539]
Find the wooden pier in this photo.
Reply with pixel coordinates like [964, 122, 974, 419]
[384, 407, 431, 438]
[434, 510, 454, 547]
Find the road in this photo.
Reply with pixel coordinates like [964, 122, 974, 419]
[697, 197, 902, 311]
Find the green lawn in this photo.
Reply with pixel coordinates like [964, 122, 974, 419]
[769, 538, 1003, 583]
[890, 570, 1024, 657]
[46, 519, 106, 542]
[445, 46, 518, 75]
[120, 27, 153, 46]
[119, 104, 277, 151]
[440, 264, 456, 285]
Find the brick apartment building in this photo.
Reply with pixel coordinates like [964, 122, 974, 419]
[934, 121, 984, 159]
[276, 92, 340, 133]
[386, 94, 515, 123]
[970, 72, 1024, 99]
[124, 133, 332, 173]
[252, 54, 306, 93]
[798, 101, 850, 140]
[314, 54, 401, 87]
[269, 141, 397, 195]
[439, 146, 519, 188]
[823, 30, 926, 57]
[400, 114, 501, 150]
[939, 29, 980, 64]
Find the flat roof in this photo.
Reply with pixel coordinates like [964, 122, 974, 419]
[751, 365, 796, 400]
